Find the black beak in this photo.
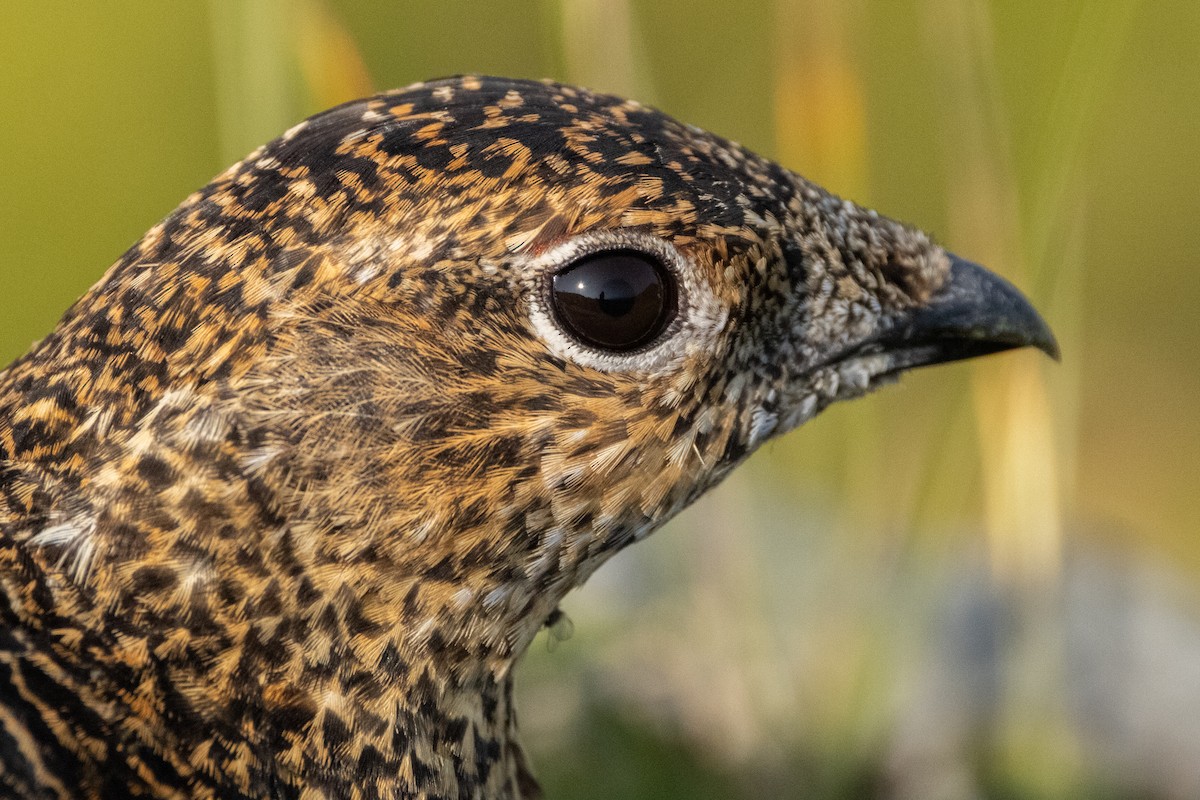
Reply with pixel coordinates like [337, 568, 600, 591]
[876, 254, 1059, 373]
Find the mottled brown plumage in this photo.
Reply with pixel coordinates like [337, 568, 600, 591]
[0, 76, 1054, 798]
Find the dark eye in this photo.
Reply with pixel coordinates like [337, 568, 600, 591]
[549, 249, 677, 352]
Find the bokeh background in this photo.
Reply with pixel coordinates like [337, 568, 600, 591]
[2, 2, 1197, 798]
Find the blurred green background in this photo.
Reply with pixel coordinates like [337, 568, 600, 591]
[2, 2, 1197, 798]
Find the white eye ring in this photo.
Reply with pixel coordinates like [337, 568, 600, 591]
[520, 229, 727, 375]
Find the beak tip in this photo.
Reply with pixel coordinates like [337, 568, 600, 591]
[1036, 326, 1062, 363]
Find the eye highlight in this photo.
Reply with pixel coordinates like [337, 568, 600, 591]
[549, 249, 677, 352]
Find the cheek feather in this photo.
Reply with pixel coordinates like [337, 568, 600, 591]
[747, 406, 779, 448]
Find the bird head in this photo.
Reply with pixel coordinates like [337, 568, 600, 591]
[10, 76, 1055, 681]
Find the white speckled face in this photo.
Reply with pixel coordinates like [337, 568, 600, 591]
[518, 229, 729, 376]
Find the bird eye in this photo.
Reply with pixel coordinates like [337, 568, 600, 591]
[549, 249, 676, 352]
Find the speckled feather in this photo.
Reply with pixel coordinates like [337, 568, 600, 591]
[0, 75, 966, 798]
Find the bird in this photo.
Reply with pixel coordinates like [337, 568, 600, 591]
[0, 75, 1056, 799]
